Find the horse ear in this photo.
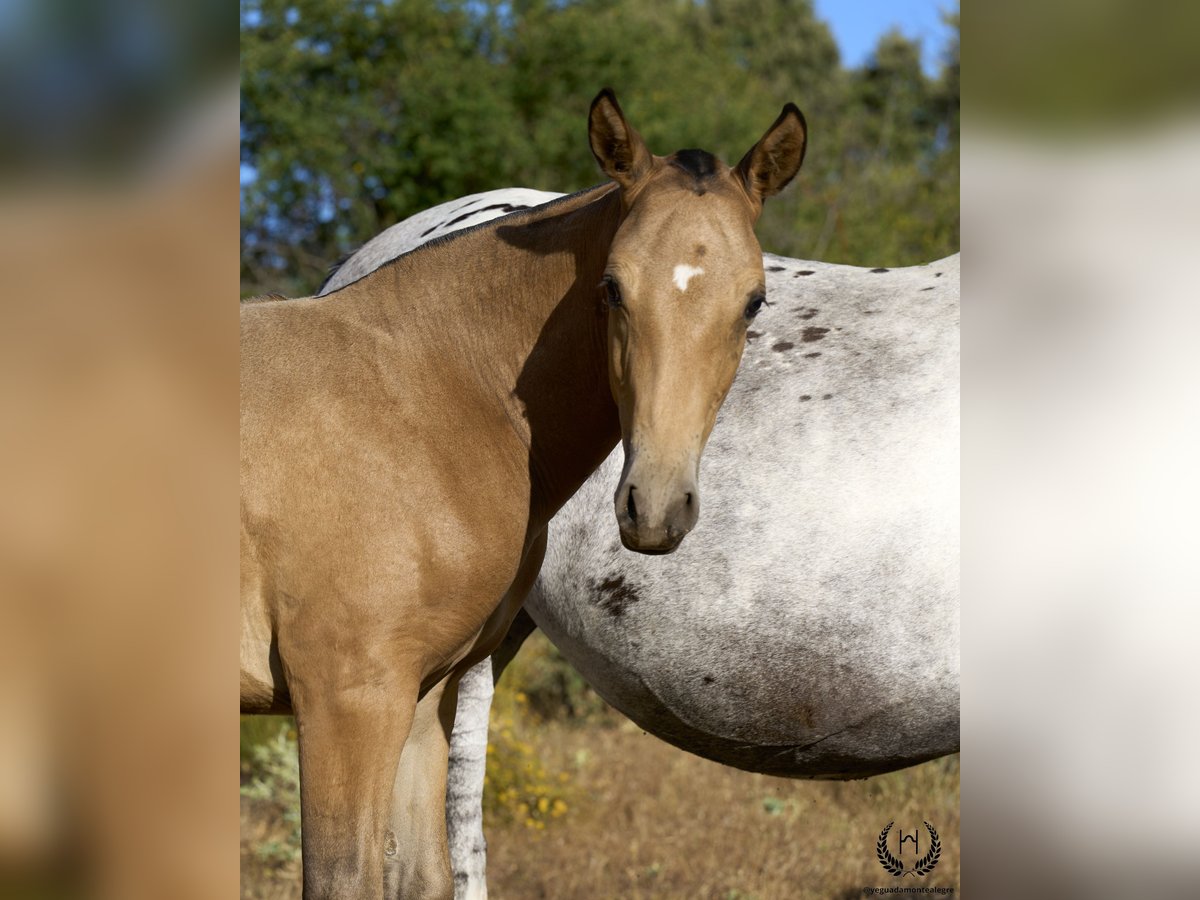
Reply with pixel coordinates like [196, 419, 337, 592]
[589, 88, 652, 191]
[735, 103, 807, 214]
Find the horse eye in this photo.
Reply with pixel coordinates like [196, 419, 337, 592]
[744, 294, 767, 320]
[602, 276, 623, 308]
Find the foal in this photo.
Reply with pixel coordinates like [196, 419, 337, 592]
[326, 189, 959, 897]
[241, 90, 806, 898]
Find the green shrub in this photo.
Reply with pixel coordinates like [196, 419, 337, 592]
[496, 631, 613, 725]
[240, 721, 301, 867]
[483, 692, 573, 831]
[240, 714, 293, 765]
[480, 631, 620, 831]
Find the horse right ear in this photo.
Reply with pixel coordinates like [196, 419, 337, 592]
[735, 103, 807, 216]
[589, 88, 652, 192]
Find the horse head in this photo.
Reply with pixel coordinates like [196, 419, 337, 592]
[589, 89, 807, 553]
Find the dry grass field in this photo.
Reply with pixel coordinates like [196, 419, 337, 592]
[241, 637, 959, 899]
[481, 724, 958, 899]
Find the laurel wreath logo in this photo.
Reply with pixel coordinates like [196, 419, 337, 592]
[875, 821, 941, 877]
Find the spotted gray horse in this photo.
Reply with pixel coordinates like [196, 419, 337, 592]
[321, 189, 960, 899]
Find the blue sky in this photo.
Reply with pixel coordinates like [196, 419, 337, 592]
[813, 0, 956, 76]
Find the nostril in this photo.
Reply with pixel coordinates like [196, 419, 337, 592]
[626, 486, 638, 524]
[685, 492, 693, 507]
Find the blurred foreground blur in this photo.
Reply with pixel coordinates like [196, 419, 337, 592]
[0, 3, 236, 898]
[0, 111, 238, 898]
[963, 2, 1200, 897]
[964, 123, 1200, 898]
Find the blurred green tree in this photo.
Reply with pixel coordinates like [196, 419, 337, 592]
[240, 0, 958, 295]
[241, 0, 529, 291]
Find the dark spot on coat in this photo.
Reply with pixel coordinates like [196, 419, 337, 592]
[822, 393, 833, 400]
[801, 326, 829, 342]
[804, 352, 821, 358]
[746, 330, 762, 342]
[799, 394, 812, 401]
[935, 272, 943, 277]
[695, 244, 707, 257]
[477, 202, 530, 214]
[420, 203, 528, 237]
[766, 265, 785, 272]
[571, 522, 591, 550]
[594, 575, 641, 618]
[795, 307, 818, 319]
[702, 675, 715, 684]
[772, 341, 794, 352]
[795, 270, 815, 276]
[870, 267, 889, 273]
[920, 286, 934, 291]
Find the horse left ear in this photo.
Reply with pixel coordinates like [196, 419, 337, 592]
[589, 88, 653, 192]
[735, 103, 807, 214]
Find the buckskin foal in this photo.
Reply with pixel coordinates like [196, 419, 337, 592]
[240, 90, 807, 899]
[325, 189, 959, 899]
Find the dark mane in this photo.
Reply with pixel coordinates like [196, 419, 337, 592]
[317, 251, 354, 295]
[670, 148, 720, 189]
[242, 291, 291, 304]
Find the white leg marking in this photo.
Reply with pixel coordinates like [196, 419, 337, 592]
[447, 659, 493, 900]
[673, 264, 704, 292]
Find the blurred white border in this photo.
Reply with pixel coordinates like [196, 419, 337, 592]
[964, 121, 1200, 896]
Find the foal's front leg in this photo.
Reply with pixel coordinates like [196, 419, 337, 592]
[283, 633, 419, 900]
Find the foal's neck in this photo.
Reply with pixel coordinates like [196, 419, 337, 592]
[340, 184, 624, 527]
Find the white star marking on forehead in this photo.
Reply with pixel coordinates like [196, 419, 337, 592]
[673, 264, 704, 292]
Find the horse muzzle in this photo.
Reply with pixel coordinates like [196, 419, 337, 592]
[613, 470, 699, 555]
